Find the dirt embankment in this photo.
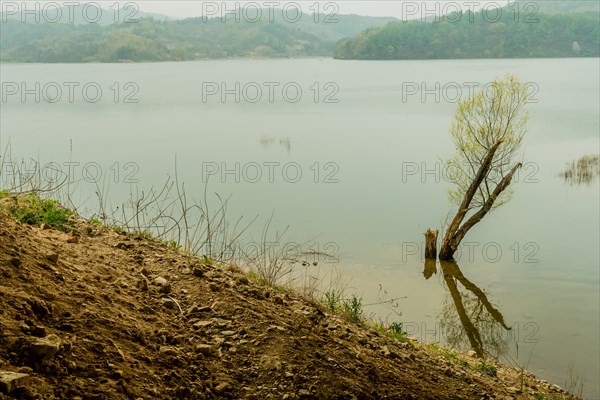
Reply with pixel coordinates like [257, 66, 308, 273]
[0, 212, 579, 399]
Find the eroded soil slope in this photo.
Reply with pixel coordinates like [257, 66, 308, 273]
[0, 213, 578, 399]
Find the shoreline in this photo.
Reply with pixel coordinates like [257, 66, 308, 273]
[0, 196, 583, 400]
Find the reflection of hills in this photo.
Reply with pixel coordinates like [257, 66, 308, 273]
[425, 260, 513, 358]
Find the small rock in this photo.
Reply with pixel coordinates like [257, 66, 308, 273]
[66, 235, 79, 244]
[9, 257, 21, 267]
[30, 325, 46, 337]
[381, 346, 391, 357]
[187, 305, 212, 316]
[195, 344, 213, 355]
[181, 289, 188, 294]
[260, 355, 283, 371]
[214, 382, 230, 393]
[159, 283, 172, 294]
[0, 371, 30, 394]
[466, 350, 478, 358]
[154, 276, 168, 286]
[115, 242, 133, 250]
[18, 322, 30, 333]
[138, 278, 149, 291]
[507, 386, 520, 394]
[193, 321, 213, 329]
[159, 346, 179, 356]
[57, 323, 74, 332]
[46, 252, 59, 263]
[28, 334, 61, 360]
[160, 298, 176, 309]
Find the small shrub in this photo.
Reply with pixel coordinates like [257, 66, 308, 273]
[324, 290, 342, 314]
[342, 294, 364, 323]
[373, 321, 386, 335]
[389, 322, 407, 341]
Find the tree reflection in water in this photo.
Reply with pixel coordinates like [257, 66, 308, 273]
[424, 260, 515, 359]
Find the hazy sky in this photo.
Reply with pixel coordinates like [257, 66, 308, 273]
[133, 1, 511, 19]
[15, 1, 513, 19]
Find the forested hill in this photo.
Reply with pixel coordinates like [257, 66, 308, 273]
[333, 7, 600, 60]
[0, 9, 395, 62]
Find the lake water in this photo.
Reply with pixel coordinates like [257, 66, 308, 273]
[1, 58, 599, 398]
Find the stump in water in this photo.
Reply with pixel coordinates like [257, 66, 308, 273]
[424, 229, 438, 260]
[423, 259, 437, 279]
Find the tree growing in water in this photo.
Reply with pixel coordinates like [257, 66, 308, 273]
[438, 74, 531, 260]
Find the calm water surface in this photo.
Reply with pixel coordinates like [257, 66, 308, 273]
[1, 58, 598, 398]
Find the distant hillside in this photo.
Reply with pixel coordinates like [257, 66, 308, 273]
[284, 13, 398, 41]
[0, 10, 396, 62]
[333, 7, 600, 60]
[0, 17, 334, 62]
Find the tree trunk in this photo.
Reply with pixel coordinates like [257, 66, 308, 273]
[439, 160, 523, 260]
[439, 141, 503, 260]
[423, 259, 437, 279]
[424, 229, 438, 259]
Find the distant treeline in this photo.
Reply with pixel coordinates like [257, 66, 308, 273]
[0, 18, 331, 62]
[333, 7, 600, 60]
[1, 2, 598, 63]
[0, 8, 394, 63]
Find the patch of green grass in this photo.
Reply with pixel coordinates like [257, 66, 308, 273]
[371, 320, 409, 342]
[246, 270, 289, 294]
[133, 230, 153, 239]
[2, 194, 76, 232]
[320, 291, 366, 324]
[533, 394, 564, 400]
[110, 225, 125, 233]
[475, 359, 498, 377]
[428, 344, 469, 368]
[90, 217, 102, 226]
[158, 238, 182, 253]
